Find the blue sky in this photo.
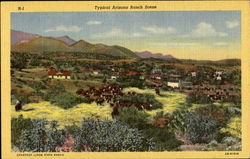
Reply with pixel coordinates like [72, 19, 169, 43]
[11, 11, 241, 60]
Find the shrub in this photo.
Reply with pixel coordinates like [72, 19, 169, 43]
[11, 52, 28, 70]
[220, 116, 241, 139]
[117, 74, 145, 89]
[17, 119, 66, 152]
[117, 107, 183, 151]
[185, 113, 217, 144]
[12, 94, 31, 105]
[222, 136, 240, 146]
[50, 92, 89, 109]
[143, 126, 183, 151]
[168, 109, 189, 132]
[117, 106, 151, 130]
[73, 118, 155, 152]
[186, 93, 212, 104]
[194, 105, 230, 128]
[46, 81, 65, 100]
[117, 93, 163, 109]
[64, 124, 80, 137]
[11, 115, 33, 147]
[29, 81, 46, 93]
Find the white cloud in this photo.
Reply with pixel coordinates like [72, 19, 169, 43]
[226, 20, 239, 28]
[45, 25, 81, 32]
[86, 21, 102, 25]
[91, 28, 145, 39]
[150, 42, 198, 48]
[131, 33, 144, 37]
[214, 42, 229, 46]
[142, 26, 176, 34]
[187, 22, 228, 38]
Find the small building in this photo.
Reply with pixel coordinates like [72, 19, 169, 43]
[152, 68, 162, 74]
[167, 82, 180, 88]
[150, 73, 162, 80]
[191, 72, 197, 77]
[111, 75, 118, 79]
[93, 70, 101, 75]
[216, 76, 222, 80]
[120, 71, 139, 75]
[48, 71, 71, 79]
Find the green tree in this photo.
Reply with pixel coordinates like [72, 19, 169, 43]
[11, 115, 33, 147]
[50, 92, 89, 109]
[117, 106, 151, 130]
[117, 107, 183, 151]
[186, 93, 212, 104]
[30, 82, 46, 93]
[116, 93, 163, 109]
[45, 81, 65, 100]
[11, 52, 28, 70]
[143, 126, 183, 151]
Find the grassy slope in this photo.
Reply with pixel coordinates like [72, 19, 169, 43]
[123, 87, 187, 117]
[11, 102, 113, 129]
[11, 88, 187, 128]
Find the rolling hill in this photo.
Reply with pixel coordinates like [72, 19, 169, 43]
[11, 30, 39, 45]
[11, 36, 139, 59]
[55, 36, 76, 45]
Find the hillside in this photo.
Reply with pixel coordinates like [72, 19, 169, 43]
[11, 37, 139, 59]
[11, 30, 39, 45]
[11, 37, 70, 53]
[55, 36, 76, 45]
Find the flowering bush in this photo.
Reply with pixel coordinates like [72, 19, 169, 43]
[73, 118, 155, 152]
[17, 119, 66, 152]
[185, 113, 217, 144]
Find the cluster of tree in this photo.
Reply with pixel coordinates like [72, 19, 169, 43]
[73, 52, 125, 60]
[50, 92, 89, 109]
[182, 59, 241, 67]
[11, 52, 29, 70]
[116, 106, 183, 151]
[117, 74, 145, 88]
[44, 81, 88, 109]
[116, 93, 163, 109]
[186, 93, 212, 105]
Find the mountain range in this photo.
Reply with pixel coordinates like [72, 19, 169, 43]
[11, 30, 138, 58]
[11, 30, 176, 60]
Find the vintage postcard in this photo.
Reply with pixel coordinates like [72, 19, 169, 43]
[1, 1, 250, 159]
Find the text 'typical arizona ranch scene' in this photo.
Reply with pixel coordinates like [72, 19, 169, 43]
[11, 11, 241, 152]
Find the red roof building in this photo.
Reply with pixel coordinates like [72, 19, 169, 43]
[120, 71, 139, 75]
[48, 71, 72, 79]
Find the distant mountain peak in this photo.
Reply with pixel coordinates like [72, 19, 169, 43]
[70, 39, 92, 47]
[135, 51, 175, 59]
[55, 35, 76, 45]
[11, 29, 39, 45]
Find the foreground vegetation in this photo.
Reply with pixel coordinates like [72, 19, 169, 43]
[11, 87, 241, 151]
[11, 51, 241, 152]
